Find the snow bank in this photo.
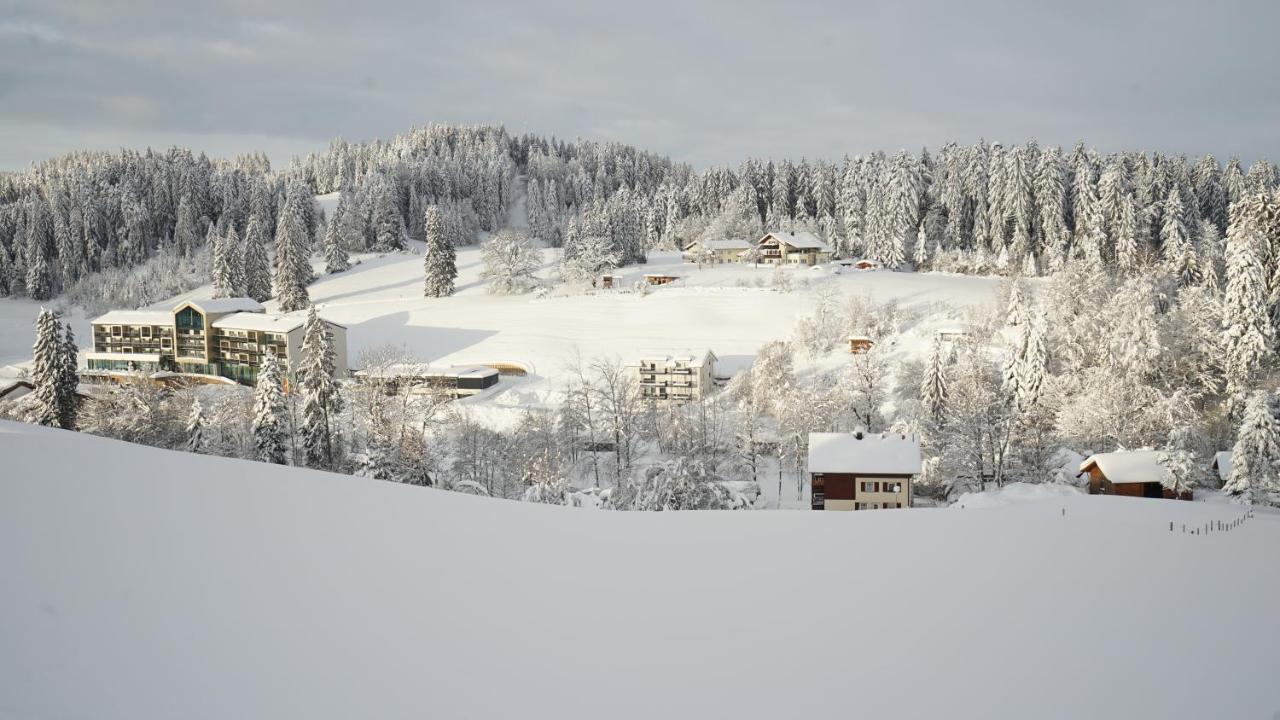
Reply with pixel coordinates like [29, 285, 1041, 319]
[3, 421, 1279, 719]
[951, 481, 1084, 509]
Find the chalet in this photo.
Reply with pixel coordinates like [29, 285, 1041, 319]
[750, 231, 834, 266]
[1078, 450, 1193, 500]
[808, 430, 922, 510]
[644, 273, 680, 286]
[935, 327, 969, 343]
[600, 274, 616, 289]
[848, 335, 874, 354]
[629, 349, 717, 401]
[683, 239, 753, 264]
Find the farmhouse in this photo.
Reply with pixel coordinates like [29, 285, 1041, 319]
[682, 239, 753, 264]
[751, 231, 833, 266]
[808, 430, 922, 511]
[87, 298, 348, 385]
[629, 349, 717, 401]
[1078, 450, 1193, 500]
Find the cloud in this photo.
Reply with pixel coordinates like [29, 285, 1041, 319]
[2, 0, 1280, 170]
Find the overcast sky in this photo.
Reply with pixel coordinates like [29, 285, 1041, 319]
[2, 0, 1279, 171]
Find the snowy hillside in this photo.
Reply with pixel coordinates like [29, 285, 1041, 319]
[3, 421, 1278, 719]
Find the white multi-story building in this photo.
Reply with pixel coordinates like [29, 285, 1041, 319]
[629, 349, 717, 401]
[86, 297, 347, 385]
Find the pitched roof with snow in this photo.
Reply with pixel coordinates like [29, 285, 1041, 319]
[1213, 451, 1233, 481]
[762, 231, 832, 252]
[1078, 450, 1165, 484]
[807, 432, 923, 475]
[91, 310, 174, 326]
[685, 239, 753, 251]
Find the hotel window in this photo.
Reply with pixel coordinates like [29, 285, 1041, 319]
[885, 482, 901, 493]
[861, 481, 878, 493]
[111, 326, 122, 337]
[141, 326, 152, 338]
[161, 338, 172, 349]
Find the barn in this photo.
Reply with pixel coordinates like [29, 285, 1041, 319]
[1078, 450, 1194, 501]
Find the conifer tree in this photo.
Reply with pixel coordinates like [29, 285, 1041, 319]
[371, 179, 405, 251]
[241, 216, 273, 302]
[1161, 188, 1195, 284]
[251, 350, 288, 464]
[920, 336, 948, 427]
[30, 309, 63, 427]
[211, 226, 236, 298]
[173, 194, 201, 256]
[423, 205, 457, 297]
[323, 218, 350, 274]
[186, 396, 207, 454]
[300, 306, 341, 469]
[25, 251, 52, 301]
[274, 202, 312, 312]
[1114, 194, 1140, 270]
[1222, 201, 1273, 409]
[1224, 391, 1280, 504]
[57, 321, 79, 429]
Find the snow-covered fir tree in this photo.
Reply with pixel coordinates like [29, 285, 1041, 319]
[273, 200, 312, 312]
[1223, 391, 1280, 504]
[423, 205, 457, 297]
[1157, 424, 1197, 498]
[30, 309, 64, 427]
[920, 336, 948, 427]
[323, 217, 350, 274]
[1221, 197, 1274, 409]
[241, 216, 273, 302]
[251, 350, 288, 465]
[57, 321, 79, 430]
[185, 396, 207, 454]
[300, 306, 341, 469]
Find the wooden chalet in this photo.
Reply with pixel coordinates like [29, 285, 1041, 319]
[1078, 450, 1193, 501]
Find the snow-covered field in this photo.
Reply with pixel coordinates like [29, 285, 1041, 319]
[0, 239, 1007, 401]
[2, 420, 1277, 719]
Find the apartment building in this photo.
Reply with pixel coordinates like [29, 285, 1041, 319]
[87, 297, 348, 385]
[807, 430, 922, 510]
[630, 349, 717, 401]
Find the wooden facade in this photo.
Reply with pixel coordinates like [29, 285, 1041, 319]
[1081, 462, 1193, 501]
[848, 336, 874, 354]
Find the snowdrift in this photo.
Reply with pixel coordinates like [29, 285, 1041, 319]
[2, 421, 1278, 719]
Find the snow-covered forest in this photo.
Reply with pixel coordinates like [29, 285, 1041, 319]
[3, 124, 1280, 508]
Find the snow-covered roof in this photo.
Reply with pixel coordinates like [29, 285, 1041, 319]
[848, 334, 874, 342]
[92, 310, 173, 326]
[354, 364, 499, 380]
[177, 297, 265, 314]
[212, 312, 308, 333]
[762, 231, 832, 252]
[807, 432, 923, 475]
[1078, 450, 1164, 484]
[631, 349, 717, 368]
[685, 239, 753, 251]
[1213, 451, 1233, 481]
[0, 379, 34, 401]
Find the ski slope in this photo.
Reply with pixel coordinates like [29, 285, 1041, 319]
[3, 421, 1278, 719]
